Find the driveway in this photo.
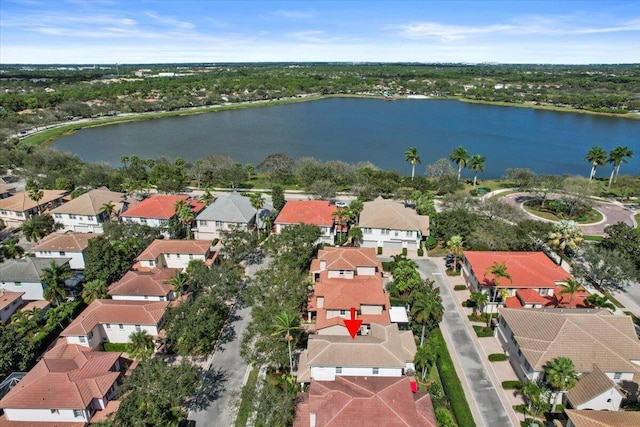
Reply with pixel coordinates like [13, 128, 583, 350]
[415, 259, 516, 427]
[501, 192, 636, 236]
[187, 253, 269, 427]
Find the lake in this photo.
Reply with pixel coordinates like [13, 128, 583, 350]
[52, 98, 640, 179]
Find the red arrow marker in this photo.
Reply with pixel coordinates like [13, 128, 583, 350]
[344, 307, 362, 339]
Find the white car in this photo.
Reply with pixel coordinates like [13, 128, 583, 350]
[335, 201, 348, 208]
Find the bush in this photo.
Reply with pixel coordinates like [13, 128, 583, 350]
[424, 235, 437, 250]
[377, 246, 383, 255]
[469, 189, 478, 196]
[473, 325, 493, 338]
[103, 342, 130, 352]
[454, 284, 467, 291]
[417, 247, 424, 257]
[435, 407, 457, 427]
[211, 238, 220, 246]
[402, 247, 408, 256]
[461, 300, 470, 308]
[502, 380, 522, 390]
[488, 353, 508, 362]
[433, 329, 475, 427]
[554, 404, 565, 413]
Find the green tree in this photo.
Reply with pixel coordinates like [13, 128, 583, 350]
[166, 270, 191, 298]
[41, 260, 72, 306]
[410, 280, 444, 346]
[414, 334, 440, 382]
[81, 279, 109, 304]
[28, 188, 44, 214]
[484, 261, 512, 326]
[544, 357, 578, 406]
[20, 214, 61, 242]
[584, 145, 607, 181]
[557, 278, 583, 305]
[449, 146, 470, 181]
[469, 290, 488, 315]
[468, 154, 486, 187]
[600, 222, 640, 272]
[100, 201, 116, 221]
[583, 293, 616, 312]
[607, 145, 634, 186]
[84, 236, 136, 284]
[249, 192, 265, 230]
[271, 185, 285, 211]
[347, 226, 362, 246]
[128, 330, 154, 360]
[519, 380, 552, 417]
[1, 237, 24, 259]
[332, 206, 349, 244]
[404, 146, 421, 180]
[199, 189, 215, 206]
[271, 310, 302, 375]
[446, 235, 464, 271]
[348, 199, 364, 224]
[548, 220, 584, 264]
[220, 225, 259, 263]
[572, 245, 639, 289]
[390, 255, 422, 298]
[265, 224, 321, 271]
[174, 199, 195, 239]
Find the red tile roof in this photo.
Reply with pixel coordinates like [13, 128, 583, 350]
[294, 376, 436, 427]
[61, 299, 169, 336]
[120, 195, 205, 220]
[464, 251, 570, 288]
[310, 277, 390, 312]
[108, 268, 178, 297]
[275, 200, 336, 227]
[0, 292, 23, 313]
[136, 239, 212, 260]
[0, 350, 121, 411]
[313, 247, 382, 273]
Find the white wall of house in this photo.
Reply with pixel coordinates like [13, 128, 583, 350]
[34, 250, 86, 270]
[195, 220, 248, 241]
[569, 388, 623, 411]
[1, 295, 24, 323]
[326, 309, 351, 319]
[360, 228, 420, 250]
[111, 294, 170, 301]
[0, 281, 44, 301]
[604, 371, 635, 384]
[310, 366, 402, 381]
[3, 408, 90, 423]
[496, 320, 537, 382]
[122, 217, 169, 229]
[53, 213, 106, 234]
[360, 305, 384, 315]
[140, 253, 206, 270]
[356, 266, 376, 276]
[276, 223, 334, 245]
[0, 210, 31, 227]
[68, 323, 161, 348]
[327, 270, 355, 279]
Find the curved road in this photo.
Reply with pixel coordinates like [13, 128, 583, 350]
[501, 192, 636, 236]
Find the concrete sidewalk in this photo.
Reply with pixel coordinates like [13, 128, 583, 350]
[417, 258, 521, 427]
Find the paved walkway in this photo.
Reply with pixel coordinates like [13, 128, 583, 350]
[416, 258, 519, 427]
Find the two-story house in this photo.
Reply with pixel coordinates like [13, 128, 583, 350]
[50, 187, 126, 233]
[120, 194, 205, 232]
[135, 239, 218, 270]
[0, 291, 24, 324]
[359, 197, 429, 251]
[194, 191, 257, 240]
[0, 189, 67, 228]
[0, 257, 71, 301]
[108, 268, 179, 301]
[32, 232, 97, 270]
[274, 200, 338, 245]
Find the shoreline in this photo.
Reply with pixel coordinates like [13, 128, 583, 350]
[18, 94, 640, 148]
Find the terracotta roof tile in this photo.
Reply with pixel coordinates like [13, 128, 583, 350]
[0, 190, 67, 213]
[275, 200, 336, 226]
[566, 365, 622, 407]
[136, 239, 211, 261]
[108, 268, 178, 297]
[50, 187, 125, 216]
[120, 194, 204, 220]
[565, 409, 640, 427]
[359, 197, 429, 234]
[32, 232, 97, 252]
[314, 247, 381, 272]
[0, 291, 23, 313]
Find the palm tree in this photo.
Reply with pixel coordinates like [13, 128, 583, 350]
[446, 235, 464, 271]
[557, 279, 583, 306]
[348, 199, 364, 225]
[1, 237, 25, 259]
[468, 154, 486, 187]
[81, 279, 109, 304]
[519, 380, 552, 417]
[128, 330, 154, 360]
[484, 261, 512, 327]
[347, 226, 362, 247]
[469, 290, 488, 315]
[41, 260, 72, 306]
[166, 270, 191, 298]
[271, 310, 302, 375]
[584, 293, 616, 312]
[584, 146, 607, 181]
[174, 199, 195, 239]
[249, 192, 265, 230]
[28, 188, 44, 214]
[410, 281, 444, 347]
[607, 146, 634, 186]
[100, 201, 116, 222]
[449, 146, 470, 181]
[20, 214, 62, 242]
[548, 220, 584, 265]
[414, 337, 440, 382]
[544, 357, 578, 407]
[332, 206, 349, 245]
[199, 190, 215, 206]
[404, 146, 421, 181]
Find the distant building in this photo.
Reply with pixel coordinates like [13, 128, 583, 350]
[135, 239, 217, 270]
[0, 189, 67, 228]
[194, 191, 256, 240]
[50, 187, 126, 233]
[275, 200, 338, 245]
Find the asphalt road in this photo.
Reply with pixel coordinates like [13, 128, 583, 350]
[416, 259, 513, 427]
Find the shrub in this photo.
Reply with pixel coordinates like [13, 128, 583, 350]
[424, 236, 437, 250]
[473, 325, 493, 338]
[211, 238, 220, 246]
[103, 342, 130, 352]
[554, 404, 565, 413]
[454, 284, 467, 291]
[502, 380, 522, 390]
[377, 246, 383, 255]
[435, 407, 457, 427]
[417, 247, 424, 257]
[402, 247, 408, 256]
[461, 300, 470, 308]
[488, 353, 508, 362]
[469, 189, 478, 196]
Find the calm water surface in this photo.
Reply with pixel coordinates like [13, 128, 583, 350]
[53, 98, 640, 179]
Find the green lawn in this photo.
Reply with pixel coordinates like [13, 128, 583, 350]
[234, 368, 259, 427]
[522, 201, 603, 224]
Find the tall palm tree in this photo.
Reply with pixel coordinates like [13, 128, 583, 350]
[414, 337, 439, 382]
[348, 199, 364, 225]
[583, 293, 616, 312]
[249, 192, 265, 231]
[199, 190, 215, 206]
[446, 235, 464, 271]
[607, 146, 634, 186]
[81, 279, 109, 304]
[347, 226, 363, 247]
[519, 380, 551, 417]
[404, 146, 421, 180]
[174, 199, 195, 239]
[41, 260, 72, 306]
[469, 290, 488, 315]
[449, 146, 470, 181]
[468, 154, 486, 187]
[548, 220, 584, 265]
[20, 214, 62, 242]
[128, 330, 154, 360]
[544, 357, 578, 407]
[1, 237, 25, 259]
[28, 188, 44, 214]
[332, 206, 349, 244]
[584, 146, 607, 181]
[100, 201, 116, 222]
[484, 261, 512, 326]
[410, 281, 444, 347]
[166, 270, 191, 298]
[557, 278, 583, 306]
[271, 310, 302, 375]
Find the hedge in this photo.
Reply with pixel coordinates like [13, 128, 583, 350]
[103, 342, 130, 352]
[454, 284, 467, 291]
[473, 325, 493, 338]
[488, 353, 508, 362]
[377, 246, 383, 255]
[502, 380, 522, 390]
[433, 328, 476, 427]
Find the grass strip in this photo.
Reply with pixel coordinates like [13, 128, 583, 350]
[433, 328, 476, 427]
[235, 368, 259, 427]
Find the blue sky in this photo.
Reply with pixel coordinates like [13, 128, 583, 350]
[1, 0, 638, 64]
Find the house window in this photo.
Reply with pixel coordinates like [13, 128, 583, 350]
[176, 254, 181, 259]
[106, 323, 111, 329]
[200, 220, 208, 226]
[216, 221, 223, 227]
[135, 324, 141, 331]
[614, 372, 622, 380]
[405, 230, 413, 237]
[363, 228, 371, 234]
[189, 254, 193, 260]
[607, 398, 612, 403]
[336, 367, 342, 374]
[140, 218, 147, 224]
[373, 367, 379, 375]
[59, 251, 66, 256]
[149, 260, 155, 266]
[339, 270, 345, 275]
[51, 409, 59, 414]
[69, 214, 77, 219]
[54, 213, 62, 219]
[73, 409, 83, 418]
[87, 331, 94, 340]
[381, 229, 390, 235]
[119, 324, 124, 330]
[87, 216, 94, 221]
[14, 282, 22, 287]
[79, 336, 86, 343]
[340, 310, 346, 316]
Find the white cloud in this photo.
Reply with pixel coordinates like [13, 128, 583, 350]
[144, 11, 195, 30]
[273, 9, 315, 19]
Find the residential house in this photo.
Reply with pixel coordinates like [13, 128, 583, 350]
[50, 187, 126, 233]
[294, 376, 436, 427]
[32, 232, 97, 270]
[108, 268, 179, 301]
[462, 251, 586, 313]
[60, 299, 169, 349]
[194, 191, 256, 240]
[565, 409, 640, 427]
[0, 189, 67, 228]
[0, 291, 24, 323]
[297, 323, 417, 383]
[359, 197, 429, 251]
[565, 365, 624, 411]
[119, 194, 205, 232]
[135, 239, 217, 270]
[310, 247, 381, 281]
[496, 308, 640, 388]
[0, 344, 125, 425]
[0, 257, 71, 300]
[0, 184, 16, 200]
[274, 200, 338, 245]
